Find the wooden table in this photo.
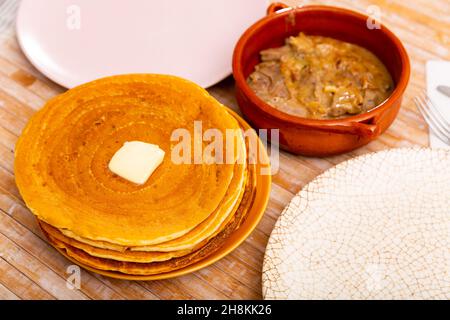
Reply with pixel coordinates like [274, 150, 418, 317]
[0, 0, 448, 300]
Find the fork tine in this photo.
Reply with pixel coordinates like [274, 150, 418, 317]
[423, 91, 450, 128]
[418, 93, 450, 137]
[414, 97, 448, 143]
[414, 97, 450, 144]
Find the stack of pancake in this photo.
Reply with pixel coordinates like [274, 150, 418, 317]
[14, 74, 257, 277]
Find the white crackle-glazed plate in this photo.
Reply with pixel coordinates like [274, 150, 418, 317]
[16, 0, 267, 88]
[263, 148, 450, 300]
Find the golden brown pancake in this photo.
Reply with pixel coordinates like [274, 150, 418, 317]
[39, 165, 249, 263]
[59, 130, 248, 253]
[15, 74, 244, 246]
[42, 160, 256, 275]
[60, 164, 246, 253]
[39, 221, 192, 263]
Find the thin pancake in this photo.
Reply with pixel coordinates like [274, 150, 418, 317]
[43, 160, 257, 275]
[39, 168, 248, 263]
[131, 133, 247, 252]
[60, 131, 247, 253]
[15, 74, 242, 246]
[40, 221, 191, 262]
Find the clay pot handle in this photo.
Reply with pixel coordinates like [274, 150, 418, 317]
[266, 2, 290, 15]
[342, 121, 379, 138]
[315, 112, 386, 139]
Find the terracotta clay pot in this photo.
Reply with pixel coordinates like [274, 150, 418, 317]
[232, 3, 410, 156]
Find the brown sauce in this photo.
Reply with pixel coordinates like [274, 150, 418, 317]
[247, 33, 394, 119]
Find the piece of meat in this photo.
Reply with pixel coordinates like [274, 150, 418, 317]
[247, 70, 271, 93]
[287, 33, 314, 54]
[328, 88, 363, 117]
[248, 62, 290, 99]
[260, 46, 290, 62]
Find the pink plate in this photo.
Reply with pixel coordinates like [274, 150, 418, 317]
[16, 0, 267, 88]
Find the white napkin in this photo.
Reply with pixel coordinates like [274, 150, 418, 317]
[426, 61, 450, 149]
[426, 60, 450, 148]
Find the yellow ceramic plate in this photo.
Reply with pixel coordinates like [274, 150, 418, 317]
[48, 108, 271, 280]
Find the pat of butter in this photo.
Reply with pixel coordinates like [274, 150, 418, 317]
[108, 141, 165, 185]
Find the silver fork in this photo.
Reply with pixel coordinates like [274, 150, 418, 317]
[414, 91, 450, 146]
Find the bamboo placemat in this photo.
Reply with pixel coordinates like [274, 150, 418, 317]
[0, 0, 447, 299]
